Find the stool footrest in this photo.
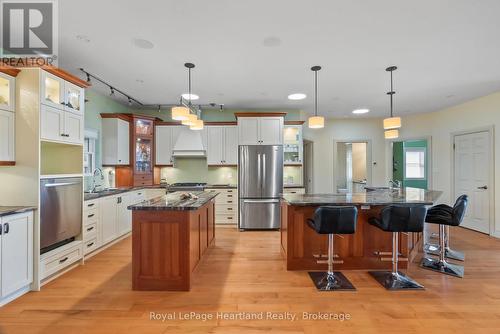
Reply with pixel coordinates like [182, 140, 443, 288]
[380, 257, 408, 262]
[316, 259, 344, 265]
[313, 253, 339, 259]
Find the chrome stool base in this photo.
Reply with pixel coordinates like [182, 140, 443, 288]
[309, 271, 356, 291]
[424, 243, 465, 261]
[420, 257, 464, 278]
[369, 271, 424, 290]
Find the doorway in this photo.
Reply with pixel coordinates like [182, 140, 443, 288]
[392, 139, 429, 189]
[335, 141, 369, 193]
[452, 129, 493, 234]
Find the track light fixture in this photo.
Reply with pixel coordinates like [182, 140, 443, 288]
[110, 87, 115, 96]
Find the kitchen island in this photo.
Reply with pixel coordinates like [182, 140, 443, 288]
[128, 191, 217, 291]
[281, 187, 442, 271]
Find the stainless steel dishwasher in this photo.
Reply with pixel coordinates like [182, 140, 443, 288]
[40, 177, 83, 253]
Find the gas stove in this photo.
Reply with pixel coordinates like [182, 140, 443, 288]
[167, 182, 207, 193]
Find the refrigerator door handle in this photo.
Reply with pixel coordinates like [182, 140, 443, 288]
[243, 199, 280, 204]
[257, 153, 261, 192]
[262, 153, 266, 191]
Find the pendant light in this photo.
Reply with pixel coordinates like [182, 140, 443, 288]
[308, 66, 324, 129]
[190, 119, 204, 130]
[383, 66, 401, 139]
[182, 113, 198, 126]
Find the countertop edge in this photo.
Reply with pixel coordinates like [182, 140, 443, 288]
[128, 192, 219, 211]
[0, 206, 37, 217]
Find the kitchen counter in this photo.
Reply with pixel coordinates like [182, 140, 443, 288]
[84, 185, 167, 201]
[0, 206, 36, 217]
[284, 185, 305, 188]
[282, 187, 442, 206]
[128, 191, 219, 211]
[205, 184, 238, 189]
[280, 187, 442, 271]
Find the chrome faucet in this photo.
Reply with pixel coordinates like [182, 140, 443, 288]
[389, 180, 402, 188]
[91, 168, 105, 193]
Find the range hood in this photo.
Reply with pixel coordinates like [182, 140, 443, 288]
[172, 127, 206, 157]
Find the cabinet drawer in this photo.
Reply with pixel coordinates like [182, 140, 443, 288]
[283, 188, 305, 194]
[85, 200, 99, 211]
[84, 222, 98, 239]
[84, 209, 98, 226]
[40, 243, 82, 279]
[215, 204, 237, 214]
[84, 237, 99, 255]
[133, 176, 153, 186]
[215, 214, 237, 225]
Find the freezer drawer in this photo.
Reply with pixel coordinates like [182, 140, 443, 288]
[239, 199, 280, 230]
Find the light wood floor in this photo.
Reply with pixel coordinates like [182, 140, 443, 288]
[1, 226, 500, 334]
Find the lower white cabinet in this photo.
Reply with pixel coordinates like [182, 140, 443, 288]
[283, 187, 305, 195]
[100, 195, 119, 245]
[117, 192, 134, 236]
[0, 211, 33, 305]
[205, 188, 238, 225]
[0, 110, 15, 163]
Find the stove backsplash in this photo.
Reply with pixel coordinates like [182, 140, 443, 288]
[160, 158, 237, 185]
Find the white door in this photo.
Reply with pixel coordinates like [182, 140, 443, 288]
[64, 82, 84, 114]
[259, 117, 283, 145]
[100, 196, 118, 245]
[41, 71, 65, 109]
[207, 126, 224, 165]
[0, 110, 14, 162]
[1, 212, 33, 298]
[454, 131, 491, 233]
[238, 117, 259, 145]
[155, 126, 173, 165]
[224, 126, 238, 165]
[40, 105, 64, 141]
[117, 119, 130, 164]
[64, 111, 84, 144]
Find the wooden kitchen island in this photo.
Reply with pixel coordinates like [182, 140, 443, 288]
[128, 191, 217, 291]
[281, 188, 442, 271]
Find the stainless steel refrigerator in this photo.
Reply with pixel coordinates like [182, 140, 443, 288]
[238, 145, 283, 230]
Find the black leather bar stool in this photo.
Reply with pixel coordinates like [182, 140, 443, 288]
[423, 195, 468, 261]
[307, 206, 358, 291]
[420, 195, 468, 278]
[368, 205, 427, 290]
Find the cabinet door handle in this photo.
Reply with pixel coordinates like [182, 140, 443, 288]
[87, 203, 95, 207]
[0, 224, 2, 235]
[87, 226, 94, 232]
[87, 213, 95, 218]
[87, 242, 94, 248]
[227, 201, 233, 203]
[60, 101, 66, 106]
[3, 223, 9, 234]
[228, 208, 233, 211]
[117, 197, 122, 204]
[59, 257, 69, 264]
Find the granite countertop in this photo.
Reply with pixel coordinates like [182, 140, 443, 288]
[128, 191, 219, 211]
[282, 187, 442, 206]
[0, 206, 36, 217]
[84, 185, 167, 201]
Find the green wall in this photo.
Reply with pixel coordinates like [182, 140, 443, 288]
[392, 140, 428, 189]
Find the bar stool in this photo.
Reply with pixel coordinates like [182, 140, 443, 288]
[423, 195, 468, 261]
[420, 195, 468, 278]
[306, 206, 358, 291]
[368, 205, 427, 290]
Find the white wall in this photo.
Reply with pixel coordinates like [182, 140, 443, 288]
[303, 91, 500, 236]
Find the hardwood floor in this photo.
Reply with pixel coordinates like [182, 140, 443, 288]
[1, 226, 500, 333]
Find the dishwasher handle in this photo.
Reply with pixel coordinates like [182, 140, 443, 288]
[44, 182, 81, 188]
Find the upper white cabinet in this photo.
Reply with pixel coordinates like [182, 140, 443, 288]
[40, 105, 84, 145]
[0, 72, 15, 112]
[155, 125, 185, 165]
[207, 126, 238, 165]
[0, 110, 15, 163]
[102, 117, 130, 165]
[64, 82, 85, 114]
[238, 117, 283, 145]
[0, 211, 33, 301]
[41, 71, 65, 109]
[283, 125, 303, 165]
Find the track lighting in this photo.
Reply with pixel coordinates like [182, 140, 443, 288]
[128, 98, 132, 106]
[158, 105, 161, 112]
[86, 73, 91, 83]
[110, 87, 115, 96]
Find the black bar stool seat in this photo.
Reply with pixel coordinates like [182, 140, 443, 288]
[420, 195, 468, 278]
[306, 206, 358, 291]
[368, 205, 427, 290]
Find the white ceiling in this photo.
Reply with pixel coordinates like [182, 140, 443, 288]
[59, 0, 500, 118]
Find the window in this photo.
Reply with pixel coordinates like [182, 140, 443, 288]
[84, 129, 98, 176]
[404, 148, 426, 179]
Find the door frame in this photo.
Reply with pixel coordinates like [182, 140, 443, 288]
[332, 139, 373, 193]
[451, 126, 495, 236]
[303, 140, 314, 194]
[385, 135, 433, 190]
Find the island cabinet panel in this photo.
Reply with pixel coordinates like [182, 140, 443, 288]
[281, 203, 422, 271]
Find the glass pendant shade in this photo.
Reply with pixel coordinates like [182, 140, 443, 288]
[383, 116, 401, 130]
[171, 106, 189, 121]
[181, 113, 197, 126]
[190, 119, 204, 130]
[384, 129, 399, 139]
[308, 116, 324, 129]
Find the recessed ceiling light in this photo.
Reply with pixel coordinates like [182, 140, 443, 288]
[263, 36, 282, 47]
[182, 93, 199, 100]
[352, 108, 370, 114]
[132, 38, 154, 49]
[288, 93, 307, 100]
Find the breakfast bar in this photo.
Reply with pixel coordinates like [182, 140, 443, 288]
[128, 191, 217, 291]
[280, 188, 442, 271]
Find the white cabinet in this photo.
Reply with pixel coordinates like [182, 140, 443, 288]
[41, 71, 65, 109]
[0, 211, 33, 301]
[64, 82, 84, 114]
[0, 72, 15, 112]
[0, 110, 15, 162]
[283, 125, 303, 165]
[155, 125, 174, 165]
[205, 188, 238, 225]
[238, 117, 283, 145]
[102, 117, 130, 165]
[100, 195, 118, 245]
[117, 192, 134, 235]
[207, 126, 238, 165]
[40, 104, 84, 145]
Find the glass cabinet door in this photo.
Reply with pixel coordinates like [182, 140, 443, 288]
[135, 119, 153, 136]
[0, 73, 15, 112]
[65, 82, 84, 113]
[135, 138, 152, 173]
[283, 126, 303, 164]
[41, 72, 64, 109]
